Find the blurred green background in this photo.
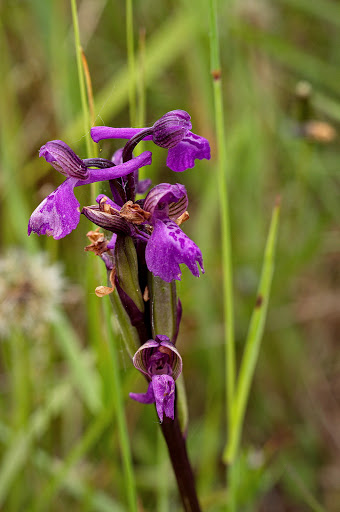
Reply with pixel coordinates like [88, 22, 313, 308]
[0, 0, 339, 510]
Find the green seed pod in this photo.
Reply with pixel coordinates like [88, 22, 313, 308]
[149, 274, 177, 343]
[115, 236, 144, 313]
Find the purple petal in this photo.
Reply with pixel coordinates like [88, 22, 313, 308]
[82, 151, 152, 184]
[166, 131, 211, 172]
[129, 381, 155, 405]
[96, 194, 121, 211]
[28, 178, 80, 240]
[112, 148, 123, 165]
[107, 233, 117, 251]
[154, 334, 170, 344]
[152, 374, 175, 422]
[145, 218, 204, 282]
[136, 178, 152, 195]
[91, 127, 153, 143]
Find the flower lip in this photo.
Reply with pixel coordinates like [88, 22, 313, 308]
[39, 140, 89, 180]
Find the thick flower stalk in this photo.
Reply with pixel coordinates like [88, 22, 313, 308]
[28, 111, 210, 512]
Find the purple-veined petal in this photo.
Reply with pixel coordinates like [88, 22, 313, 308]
[81, 206, 131, 234]
[157, 339, 182, 380]
[145, 218, 204, 282]
[152, 374, 175, 422]
[143, 183, 188, 219]
[129, 381, 155, 405]
[39, 140, 89, 179]
[152, 110, 191, 148]
[132, 340, 160, 376]
[28, 178, 80, 240]
[166, 132, 211, 172]
[132, 336, 183, 380]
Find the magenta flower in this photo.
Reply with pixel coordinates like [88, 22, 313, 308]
[28, 140, 152, 240]
[91, 110, 210, 172]
[129, 335, 182, 422]
[82, 182, 204, 282]
[143, 183, 204, 282]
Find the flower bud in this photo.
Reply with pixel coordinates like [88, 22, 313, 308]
[81, 206, 131, 234]
[152, 110, 192, 149]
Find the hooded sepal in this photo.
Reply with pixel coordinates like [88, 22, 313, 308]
[39, 140, 89, 179]
[132, 335, 182, 381]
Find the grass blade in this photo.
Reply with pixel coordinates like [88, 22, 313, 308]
[225, 197, 281, 463]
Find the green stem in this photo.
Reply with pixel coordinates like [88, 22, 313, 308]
[208, 0, 235, 444]
[156, 429, 169, 512]
[102, 293, 138, 512]
[126, 0, 136, 125]
[70, 0, 92, 158]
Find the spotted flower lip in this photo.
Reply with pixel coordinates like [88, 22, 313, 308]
[28, 146, 152, 240]
[91, 109, 211, 172]
[129, 335, 182, 422]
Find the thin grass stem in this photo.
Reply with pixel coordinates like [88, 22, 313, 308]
[70, 0, 92, 157]
[208, 0, 235, 453]
[126, 0, 137, 125]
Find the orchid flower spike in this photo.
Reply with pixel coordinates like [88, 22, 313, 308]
[129, 335, 182, 422]
[91, 110, 211, 172]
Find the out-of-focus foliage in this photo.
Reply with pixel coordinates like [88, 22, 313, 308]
[0, 0, 339, 510]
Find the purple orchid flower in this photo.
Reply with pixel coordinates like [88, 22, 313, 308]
[28, 140, 152, 240]
[129, 335, 182, 422]
[82, 182, 204, 282]
[143, 183, 204, 282]
[91, 110, 210, 172]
